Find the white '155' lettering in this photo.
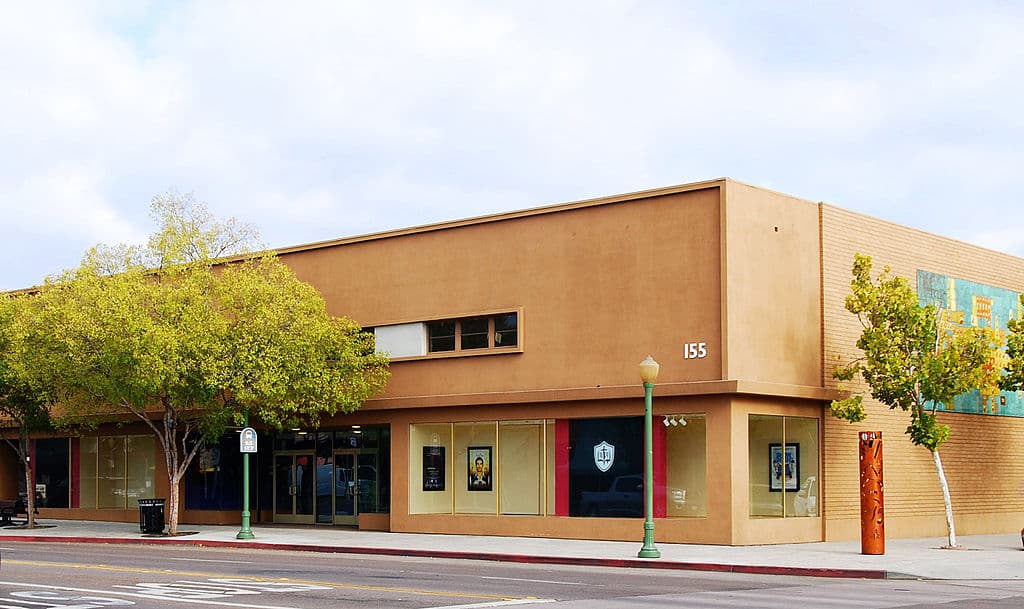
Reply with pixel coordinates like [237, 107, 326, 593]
[683, 342, 707, 359]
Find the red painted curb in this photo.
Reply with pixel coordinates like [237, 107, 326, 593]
[0, 535, 888, 580]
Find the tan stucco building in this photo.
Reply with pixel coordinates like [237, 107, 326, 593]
[6, 178, 1024, 545]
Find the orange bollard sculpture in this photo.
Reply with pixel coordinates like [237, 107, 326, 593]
[859, 431, 885, 555]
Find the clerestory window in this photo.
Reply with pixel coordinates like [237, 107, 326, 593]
[426, 313, 518, 354]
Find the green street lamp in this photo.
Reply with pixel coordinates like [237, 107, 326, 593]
[637, 355, 661, 559]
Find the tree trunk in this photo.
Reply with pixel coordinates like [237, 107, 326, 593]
[932, 448, 958, 548]
[167, 471, 180, 535]
[20, 432, 34, 528]
[160, 428, 180, 536]
[156, 406, 201, 536]
[22, 454, 34, 528]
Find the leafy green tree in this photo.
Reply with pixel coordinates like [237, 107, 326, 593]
[19, 193, 389, 535]
[831, 253, 995, 548]
[998, 298, 1024, 394]
[0, 294, 52, 527]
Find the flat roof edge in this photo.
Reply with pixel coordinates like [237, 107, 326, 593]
[269, 178, 731, 257]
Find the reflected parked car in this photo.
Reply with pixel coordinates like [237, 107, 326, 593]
[579, 475, 689, 517]
[580, 475, 642, 516]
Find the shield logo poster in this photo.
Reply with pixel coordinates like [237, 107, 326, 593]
[422, 446, 445, 491]
[594, 441, 615, 472]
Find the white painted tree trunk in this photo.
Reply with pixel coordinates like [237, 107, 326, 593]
[932, 449, 958, 548]
[22, 453, 35, 528]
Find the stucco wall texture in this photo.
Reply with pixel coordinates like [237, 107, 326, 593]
[273, 178, 1024, 543]
[15, 178, 1021, 544]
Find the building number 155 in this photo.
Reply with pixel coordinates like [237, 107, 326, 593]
[683, 342, 708, 359]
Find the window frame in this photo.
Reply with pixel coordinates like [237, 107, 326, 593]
[377, 308, 523, 361]
[425, 313, 519, 355]
[366, 309, 524, 362]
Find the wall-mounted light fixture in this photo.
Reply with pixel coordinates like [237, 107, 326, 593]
[662, 415, 687, 427]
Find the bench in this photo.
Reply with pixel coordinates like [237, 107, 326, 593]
[0, 498, 37, 526]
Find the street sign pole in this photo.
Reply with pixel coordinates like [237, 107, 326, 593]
[237, 411, 256, 540]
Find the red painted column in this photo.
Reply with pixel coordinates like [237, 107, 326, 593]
[859, 431, 885, 555]
[555, 420, 570, 516]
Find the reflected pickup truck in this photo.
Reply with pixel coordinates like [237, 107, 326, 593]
[579, 475, 643, 517]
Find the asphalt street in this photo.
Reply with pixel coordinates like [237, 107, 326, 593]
[1, 542, 1023, 609]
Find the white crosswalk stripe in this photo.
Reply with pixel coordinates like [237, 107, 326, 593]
[533, 580, 1024, 609]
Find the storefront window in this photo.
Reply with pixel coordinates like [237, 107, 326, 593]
[410, 421, 553, 516]
[455, 423, 497, 514]
[409, 423, 452, 514]
[569, 417, 643, 517]
[748, 415, 818, 518]
[79, 435, 155, 509]
[786, 417, 819, 517]
[184, 433, 246, 511]
[34, 438, 70, 508]
[126, 435, 156, 504]
[499, 421, 545, 515]
[545, 420, 556, 515]
[273, 431, 316, 451]
[96, 437, 126, 509]
[665, 414, 707, 517]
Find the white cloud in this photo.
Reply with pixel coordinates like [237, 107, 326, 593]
[3, 2, 1024, 289]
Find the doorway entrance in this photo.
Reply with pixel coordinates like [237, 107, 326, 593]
[270, 427, 389, 525]
[332, 450, 382, 525]
[273, 452, 315, 524]
[333, 450, 358, 525]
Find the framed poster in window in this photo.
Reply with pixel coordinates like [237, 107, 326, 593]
[467, 446, 492, 491]
[769, 443, 799, 492]
[422, 446, 445, 491]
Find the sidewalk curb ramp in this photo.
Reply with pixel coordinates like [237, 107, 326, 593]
[0, 535, 889, 580]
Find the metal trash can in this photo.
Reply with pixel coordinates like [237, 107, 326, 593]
[138, 498, 166, 534]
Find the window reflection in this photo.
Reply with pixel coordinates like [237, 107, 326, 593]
[748, 415, 818, 518]
[460, 317, 489, 349]
[428, 320, 456, 352]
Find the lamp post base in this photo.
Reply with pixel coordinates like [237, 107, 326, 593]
[638, 522, 660, 558]
[236, 509, 255, 540]
[637, 547, 661, 559]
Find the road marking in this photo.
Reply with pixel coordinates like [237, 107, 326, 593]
[163, 558, 256, 564]
[480, 576, 586, 586]
[429, 601, 556, 609]
[0, 561, 520, 601]
[0, 581, 298, 609]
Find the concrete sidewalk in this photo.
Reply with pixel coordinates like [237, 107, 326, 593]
[0, 519, 1020, 581]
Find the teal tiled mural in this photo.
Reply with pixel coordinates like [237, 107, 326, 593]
[917, 270, 1024, 417]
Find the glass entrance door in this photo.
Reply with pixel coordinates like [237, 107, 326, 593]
[334, 451, 357, 525]
[274, 453, 315, 524]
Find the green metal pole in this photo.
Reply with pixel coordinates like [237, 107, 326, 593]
[237, 408, 255, 540]
[637, 381, 660, 558]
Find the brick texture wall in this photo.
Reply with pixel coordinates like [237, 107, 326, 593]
[821, 204, 1024, 540]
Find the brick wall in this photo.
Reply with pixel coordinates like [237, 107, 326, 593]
[821, 204, 1024, 540]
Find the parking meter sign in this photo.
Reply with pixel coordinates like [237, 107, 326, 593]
[240, 427, 258, 453]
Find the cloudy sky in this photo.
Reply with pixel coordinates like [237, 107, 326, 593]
[3, 1, 1023, 290]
